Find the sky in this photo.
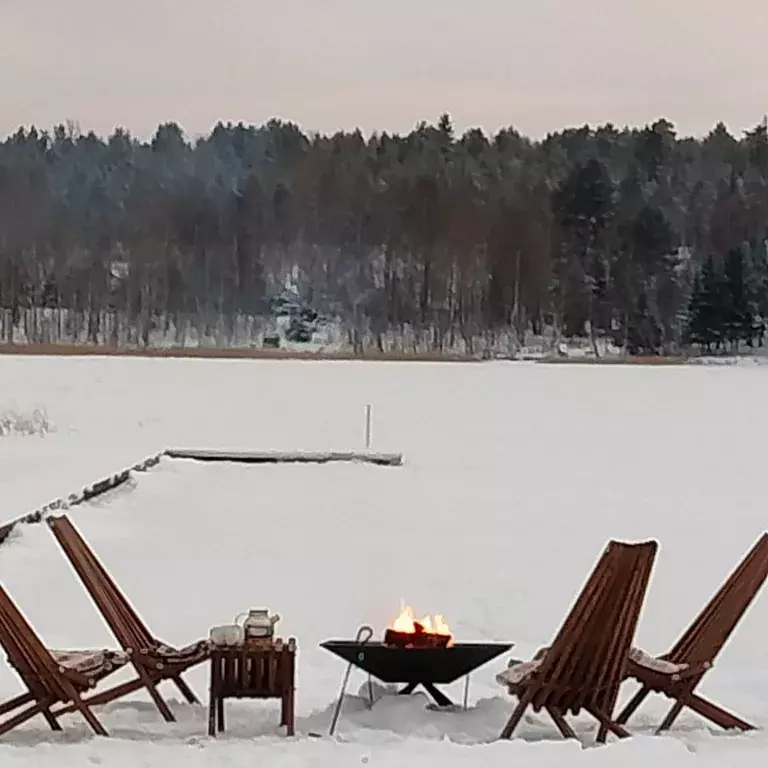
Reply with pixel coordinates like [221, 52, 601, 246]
[1, 0, 766, 141]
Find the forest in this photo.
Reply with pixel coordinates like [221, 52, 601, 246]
[1, 114, 767, 355]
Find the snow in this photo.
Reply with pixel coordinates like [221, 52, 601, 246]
[1, 355, 768, 767]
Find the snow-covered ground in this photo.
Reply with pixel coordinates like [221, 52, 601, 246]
[1, 356, 768, 767]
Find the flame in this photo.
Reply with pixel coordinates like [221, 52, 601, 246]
[391, 601, 452, 638]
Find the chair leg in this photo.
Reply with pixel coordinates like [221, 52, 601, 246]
[587, 706, 631, 743]
[0, 700, 52, 738]
[69, 694, 109, 737]
[656, 700, 685, 733]
[172, 674, 199, 705]
[546, 706, 577, 739]
[615, 685, 651, 726]
[146, 681, 175, 723]
[42, 708, 62, 731]
[596, 722, 607, 743]
[500, 690, 534, 740]
[683, 693, 754, 732]
[0, 692, 35, 718]
[68, 670, 199, 715]
[134, 665, 176, 723]
[56, 676, 147, 714]
[54, 679, 109, 738]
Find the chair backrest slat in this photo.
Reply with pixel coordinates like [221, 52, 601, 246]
[532, 540, 657, 714]
[0, 583, 69, 701]
[48, 515, 155, 652]
[667, 533, 768, 666]
[589, 551, 654, 714]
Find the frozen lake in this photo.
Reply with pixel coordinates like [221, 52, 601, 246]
[1, 355, 767, 767]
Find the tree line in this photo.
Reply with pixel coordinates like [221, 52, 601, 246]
[1, 114, 767, 354]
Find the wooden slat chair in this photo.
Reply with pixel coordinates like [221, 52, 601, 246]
[0, 582, 130, 737]
[616, 532, 768, 733]
[47, 514, 210, 723]
[498, 540, 657, 743]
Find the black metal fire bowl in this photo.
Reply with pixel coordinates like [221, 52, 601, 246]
[321, 640, 513, 685]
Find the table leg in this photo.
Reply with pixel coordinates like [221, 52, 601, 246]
[207, 695, 217, 736]
[285, 687, 295, 737]
[208, 660, 217, 737]
[280, 694, 287, 726]
[217, 695, 225, 732]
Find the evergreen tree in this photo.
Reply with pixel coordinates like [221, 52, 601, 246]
[552, 158, 615, 338]
[626, 292, 663, 355]
[722, 247, 757, 348]
[745, 240, 768, 346]
[621, 205, 677, 352]
[1, 115, 768, 352]
[686, 256, 723, 350]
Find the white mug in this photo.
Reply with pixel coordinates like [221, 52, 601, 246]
[210, 624, 245, 647]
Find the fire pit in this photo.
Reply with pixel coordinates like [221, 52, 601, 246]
[321, 603, 513, 718]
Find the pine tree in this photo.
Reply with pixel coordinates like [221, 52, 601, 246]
[552, 159, 615, 338]
[745, 240, 768, 346]
[686, 273, 707, 349]
[722, 247, 757, 348]
[626, 293, 662, 354]
[686, 256, 723, 350]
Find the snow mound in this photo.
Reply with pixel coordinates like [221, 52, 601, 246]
[0, 407, 53, 437]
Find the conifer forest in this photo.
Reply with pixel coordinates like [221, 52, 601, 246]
[1, 115, 768, 355]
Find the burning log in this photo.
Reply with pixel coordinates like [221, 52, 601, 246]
[384, 603, 453, 648]
[384, 623, 451, 649]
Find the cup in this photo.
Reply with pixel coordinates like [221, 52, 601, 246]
[210, 624, 245, 647]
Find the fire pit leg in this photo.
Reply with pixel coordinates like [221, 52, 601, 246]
[397, 682, 454, 708]
[423, 683, 453, 708]
[328, 625, 374, 736]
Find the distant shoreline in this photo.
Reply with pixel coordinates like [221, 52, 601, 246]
[0, 342, 729, 366]
[0, 343, 478, 363]
[535, 355, 689, 366]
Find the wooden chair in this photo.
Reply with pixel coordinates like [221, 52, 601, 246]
[46, 514, 210, 723]
[498, 539, 657, 743]
[616, 532, 768, 733]
[0, 581, 130, 737]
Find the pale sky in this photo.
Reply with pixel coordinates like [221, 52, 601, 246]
[1, 0, 766, 141]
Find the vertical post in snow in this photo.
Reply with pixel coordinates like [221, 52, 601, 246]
[365, 404, 372, 449]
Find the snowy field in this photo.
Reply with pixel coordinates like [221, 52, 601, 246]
[1, 356, 767, 767]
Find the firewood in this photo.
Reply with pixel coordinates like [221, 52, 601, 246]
[383, 628, 451, 648]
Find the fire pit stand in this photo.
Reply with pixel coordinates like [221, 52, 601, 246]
[321, 628, 512, 727]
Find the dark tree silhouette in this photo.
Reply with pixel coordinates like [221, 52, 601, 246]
[0, 115, 767, 355]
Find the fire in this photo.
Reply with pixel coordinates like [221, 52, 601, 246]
[391, 602, 452, 639]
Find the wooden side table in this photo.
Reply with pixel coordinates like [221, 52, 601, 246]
[208, 638, 297, 737]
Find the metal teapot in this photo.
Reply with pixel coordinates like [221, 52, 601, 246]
[236, 608, 280, 640]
